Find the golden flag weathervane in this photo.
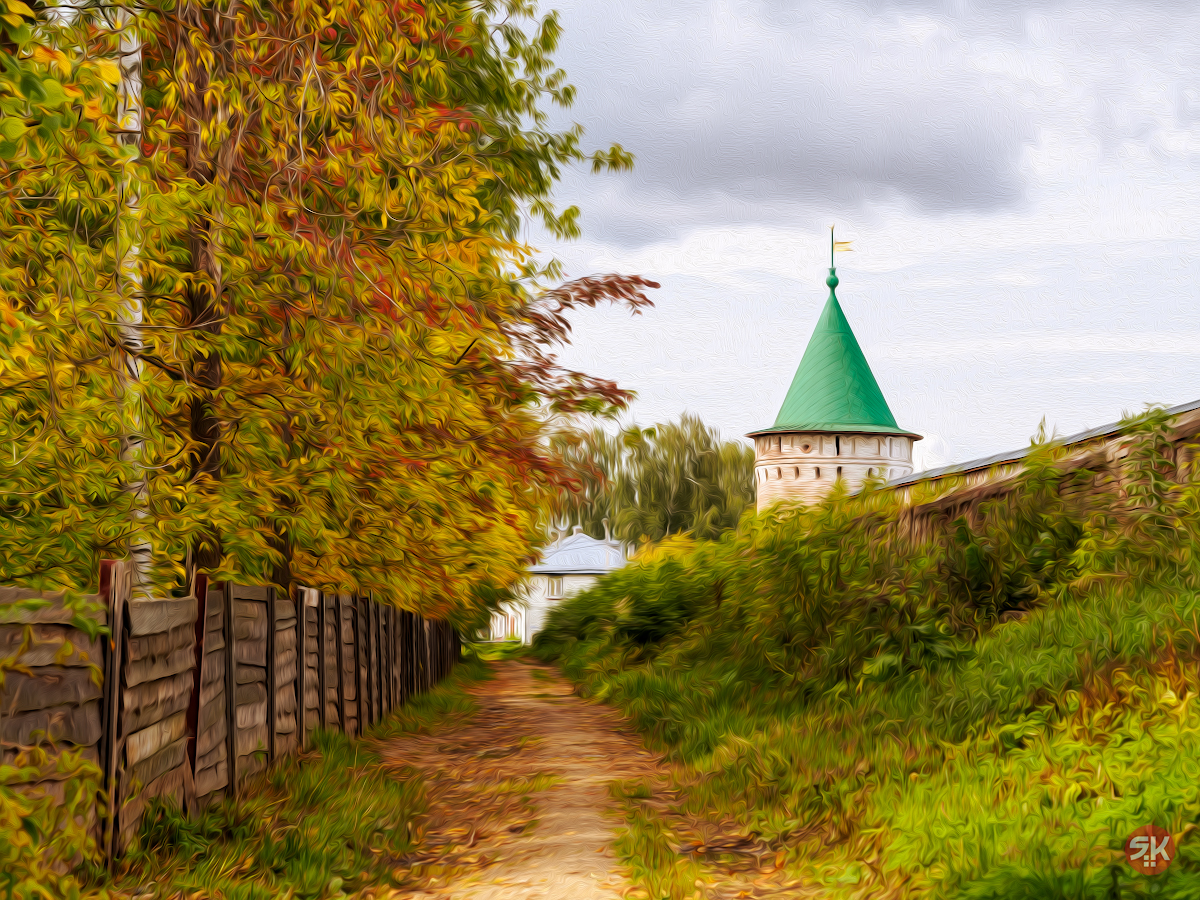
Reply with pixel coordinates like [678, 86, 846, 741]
[830, 225, 853, 268]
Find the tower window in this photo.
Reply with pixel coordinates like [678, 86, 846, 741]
[835, 436, 841, 455]
[837, 466, 843, 480]
[815, 467, 821, 479]
[793, 467, 799, 478]
[801, 443, 812, 453]
[775, 467, 781, 479]
[548, 577, 563, 598]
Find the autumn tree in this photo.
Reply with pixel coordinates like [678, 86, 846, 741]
[0, 0, 657, 629]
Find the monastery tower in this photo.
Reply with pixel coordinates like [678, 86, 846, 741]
[748, 233, 921, 510]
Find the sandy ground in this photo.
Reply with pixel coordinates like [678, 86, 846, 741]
[374, 660, 663, 900]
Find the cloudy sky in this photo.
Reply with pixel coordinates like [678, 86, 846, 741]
[532, 0, 1200, 470]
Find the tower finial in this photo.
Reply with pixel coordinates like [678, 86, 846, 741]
[829, 227, 853, 291]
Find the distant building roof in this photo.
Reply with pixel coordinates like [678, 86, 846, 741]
[529, 531, 628, 575]
[886, 397, 1200, 489]
[748, 268, 920, 440]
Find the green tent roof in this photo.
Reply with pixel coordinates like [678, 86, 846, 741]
[750, 270, 919, 438]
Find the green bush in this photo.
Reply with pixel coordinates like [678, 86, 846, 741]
[538, 409, 1200, 898]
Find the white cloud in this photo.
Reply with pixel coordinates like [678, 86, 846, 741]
[528, 0, 1200, 473]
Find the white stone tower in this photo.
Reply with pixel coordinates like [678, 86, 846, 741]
[748, 235, 921, 510]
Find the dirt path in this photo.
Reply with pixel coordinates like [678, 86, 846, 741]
[374, 661, 664, 900]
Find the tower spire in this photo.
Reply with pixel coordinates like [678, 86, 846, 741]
[747, 229, 920, 510]
[830, 226, 852, 291]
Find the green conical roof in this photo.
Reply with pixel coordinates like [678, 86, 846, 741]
[752, 270, 918, 437]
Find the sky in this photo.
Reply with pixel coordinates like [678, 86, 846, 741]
[530, 0, 1200, 471]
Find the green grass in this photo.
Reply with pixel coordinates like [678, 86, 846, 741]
[109, 657, 487, 900]
[536, 412, 1200, 899]
[462, 639, 531, 663]
[483, 772, 563, 796]
[608, 779, 705, 900]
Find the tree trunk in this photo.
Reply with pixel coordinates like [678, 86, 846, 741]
[176, 1, 240, 579]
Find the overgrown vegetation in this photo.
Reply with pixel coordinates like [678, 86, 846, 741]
[110, 657, 486, 899]
[536, 409, 1200, 899]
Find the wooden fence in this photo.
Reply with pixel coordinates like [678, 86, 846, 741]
[0, 563, 460, 859]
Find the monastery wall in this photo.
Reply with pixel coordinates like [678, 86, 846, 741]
[885, 400, 1200, 541]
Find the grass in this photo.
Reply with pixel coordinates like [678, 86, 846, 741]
[107, 656, 487, 900]
[462, 639, 530, 663]
[535, 413, 1200, 899]
[483, 772, 563, 796]
[608, 779, 705, 900]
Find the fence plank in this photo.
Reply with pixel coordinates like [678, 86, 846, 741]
[388, 606, 397, 712]
[122, 670, 192, 733]
[317, 591, 327, 730]
[185, 575, 209, 799]
[296, 588, 307, 748]
[373, 599, 382, 718]
[128, 597, 196, 637]
[99, 560, 128, 866]
[351, 597, 361, 737]
[385, 605, 393, 713]
[335, 594, 346, 733]
[266, 587, 277, 762]
[354, 596, 364, 728]
[222, 582, 239, 798]
[0, 624, 103, 668]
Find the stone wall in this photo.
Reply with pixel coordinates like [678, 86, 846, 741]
[754, 431, 916, 508]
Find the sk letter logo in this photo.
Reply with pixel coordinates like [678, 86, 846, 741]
[1124, 825, 1175, 875]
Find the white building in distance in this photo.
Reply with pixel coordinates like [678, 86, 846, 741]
[486, 525, 628, 643]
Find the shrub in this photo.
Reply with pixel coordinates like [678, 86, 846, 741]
[539, 409, 1200, 898]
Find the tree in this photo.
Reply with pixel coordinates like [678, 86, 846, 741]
[550, 414, 755, 546]
[0, 0, 658, 629]
[0, 0, 136, 587]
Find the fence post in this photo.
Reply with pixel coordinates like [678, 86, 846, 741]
[423, 618, 431, 693]
[351, 596, 361, 737]
[389, 606, 397, 711]
[362, 597, 371, 725]
[99, 559, 128, 867]
[266, 586, 277, 762]
[296, 588, 307, 749]
[370, 597, 380, 722]
[222, 581, 239, 799]
[381, 605, 390, 713]
[354, 595, 364, 728]
[335, 594, 346, 733]
[398, 609, 408, 710]
[371, 598, 380, 716]
[184, 573, 210, 809]
[317, 591, 327, 730]
[379, 600, 387, 714]
[401, 611, 410, 703]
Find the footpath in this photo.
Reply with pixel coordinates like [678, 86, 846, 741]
[372, 660, 808, 900]
[375, 660, 661, 899]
